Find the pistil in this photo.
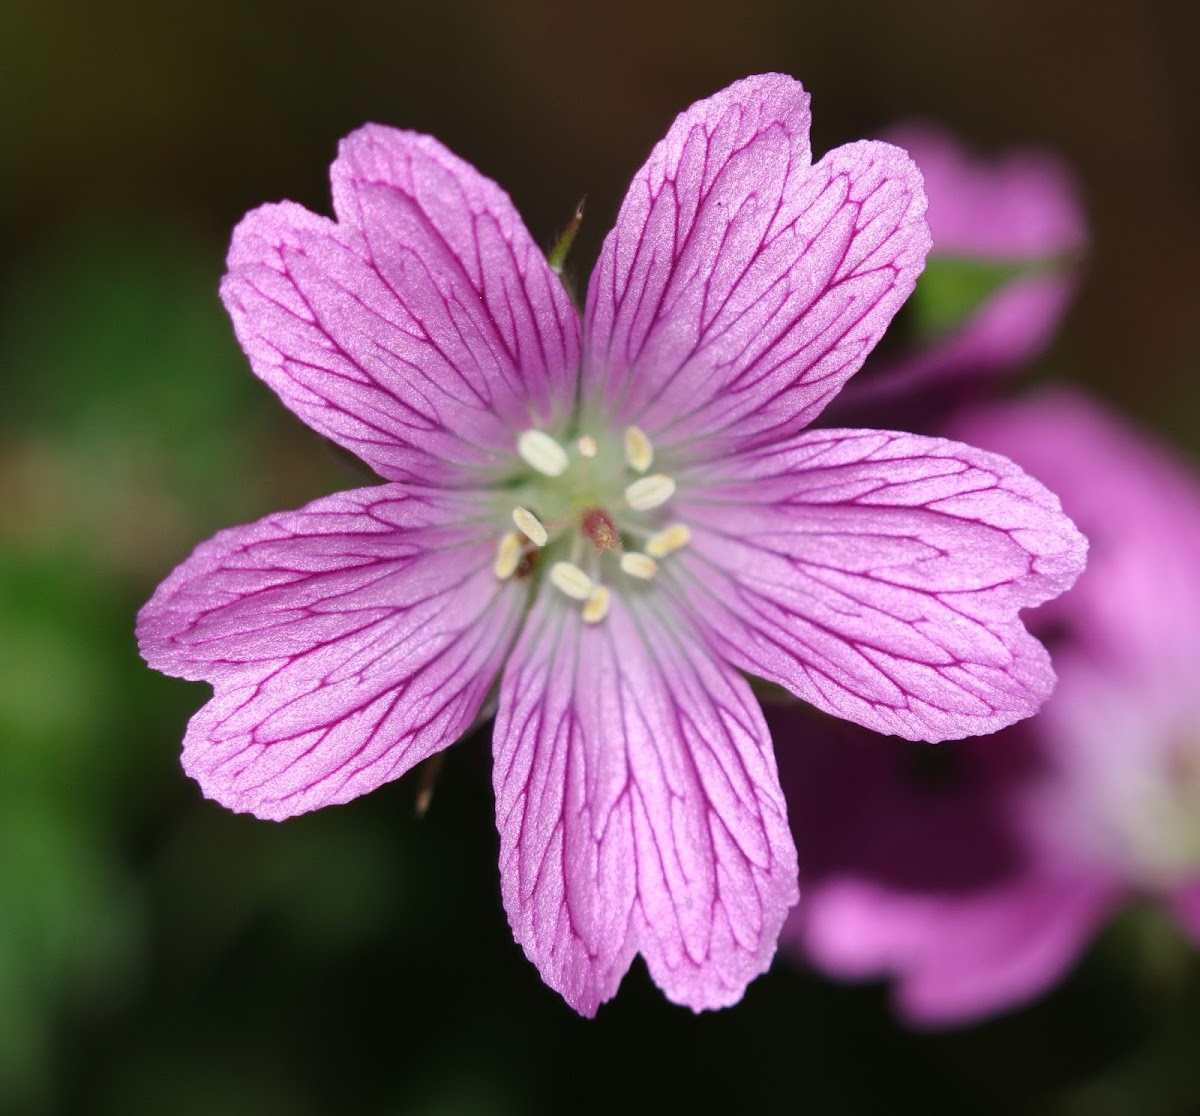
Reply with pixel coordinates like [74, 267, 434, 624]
[582, 507, 621, 551]
[498, 423, 690, 621]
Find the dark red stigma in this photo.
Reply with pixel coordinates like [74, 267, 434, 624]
[581, 507, 621, 551]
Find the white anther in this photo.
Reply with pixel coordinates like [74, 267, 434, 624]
[493, 532, 522, 579]
[620, 552, 658, 580]
[624, 425, 654, 473]
[645, 523, 692, 559]
[625, 474, 676, 511]
[512, 506, 548, 547]
[517, 429, 569, 477]
[582, 585, 611, 624]
[577, 434, 598, 458]
[549, 561, 594, 601]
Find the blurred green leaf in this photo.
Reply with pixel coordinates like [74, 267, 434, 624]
[910, 254, 1037, 340]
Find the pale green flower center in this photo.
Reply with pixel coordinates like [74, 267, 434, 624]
[1118, 736, 1200, 881]
[492, 425, 691, 623]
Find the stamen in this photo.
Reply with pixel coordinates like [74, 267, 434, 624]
[549, 561, 593, 600]
[624, 425, 654, 473]
[517, 429, 569, 477]
[512, 506, 548, 547]
[625, 474, 676, 511]
[493, 532, 522, 579]
[577, 434, 598, 458]
[620, 552, 658, 580]
[645, 523, 691, 559]
[582, 585, 611, 624]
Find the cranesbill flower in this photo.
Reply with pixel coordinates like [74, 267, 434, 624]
[781, 391, 1200, 1026]
[137, 75, 1086, 1014]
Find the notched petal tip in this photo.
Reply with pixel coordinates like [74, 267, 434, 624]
[672, 428, 1090, 743]
[140, 486, 528, 821]
[584, 87, 933, 450]
[493, 593, 800, 1015]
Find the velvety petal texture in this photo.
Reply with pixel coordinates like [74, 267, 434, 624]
[222, 127, 581, 484]
[493, 593, 798, 1015]
[138, 487, 527, 819]
[584, 74, 930, 455]
[672, 429, 1086, 740]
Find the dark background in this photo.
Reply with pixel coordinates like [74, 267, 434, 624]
[2, 1, 1198, 1112]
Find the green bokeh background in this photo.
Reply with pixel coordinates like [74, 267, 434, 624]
[2, 1, 1198, 1112]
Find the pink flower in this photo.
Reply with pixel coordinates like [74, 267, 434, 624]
[782, 390, 1200, 1027]
[828, 124, 1086, 427]
[137, 75, 1086, 1015]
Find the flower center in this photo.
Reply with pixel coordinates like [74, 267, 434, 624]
[1120, 734, 1200, 881]
[491, 424, 691, 623]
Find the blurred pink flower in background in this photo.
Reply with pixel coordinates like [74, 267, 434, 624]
[779, 125, 1200, 1027]
[136, 76, 1088, 1015]
[827, 123, 1086, 428]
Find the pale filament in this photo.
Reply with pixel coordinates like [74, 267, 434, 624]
[577, 434, 598, 458]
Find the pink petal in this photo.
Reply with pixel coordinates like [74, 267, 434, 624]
[492, 592, 798, 1015]
[771, 707, 1120, 1025]
[831, 276, 1078, 424]
[583, 73, 929, 455]
[886, 122, 1086, 260]
[137, 486, 527, 819]
[671, 428, 1087, 741]
[950, 389, 1200, 678]
[830, 127, 1085, 421]
[800, 871, 1118, 1027]
[221, 126, 581, 484]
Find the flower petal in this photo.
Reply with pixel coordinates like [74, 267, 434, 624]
[583, 73, 929, 455]
[492, 592, 798, 1015]
[949, 389, 1200, 676]
[138, 486, 527, 819]
[887, 123, 1086, 260]
[671, 428, 1087, 741]
[799, 871, 1117, 1027]
[221, 126, 581, 484]
[826, 127, 1086, 427]
[771, 707, 1118, 1025]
